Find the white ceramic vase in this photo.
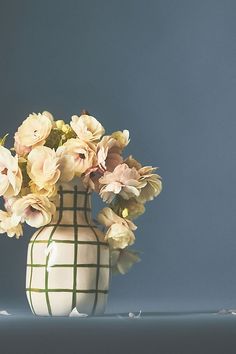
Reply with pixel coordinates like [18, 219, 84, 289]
[26, 179, 110, 316]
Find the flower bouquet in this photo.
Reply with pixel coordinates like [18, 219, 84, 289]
[0, 111, 162, 316]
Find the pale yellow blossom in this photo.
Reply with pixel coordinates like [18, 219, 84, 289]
[55, 120, 76, 143]
[125, 156, 162, 203]
[42, 111, 55, 124]
[105, 223, 135, 249]
[97, 207, 136, 249]
[55, 120, 72, 135]
[137, 166, 162, 203]
[97, 207, 137, 230]
[0, 146, 22, 198]
[70, 114, 105, 142]
[27, 146, 74, 197]
[55, 120, 65, 130]
[27, 146, 60, 196]
[15, 112, 52, 148]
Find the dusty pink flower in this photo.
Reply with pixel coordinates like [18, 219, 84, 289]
[82, 168, 102, 192]
[99, 163, 145, 203]
[97, 136, 123, 172]
[82, 136, 123, 191]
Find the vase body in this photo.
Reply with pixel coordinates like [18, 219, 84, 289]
[26, 180, 110, 316]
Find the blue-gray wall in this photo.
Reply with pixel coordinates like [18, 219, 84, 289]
[0, 0, 236, 314]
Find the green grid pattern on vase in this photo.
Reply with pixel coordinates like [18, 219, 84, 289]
[26, 184, 110, 316]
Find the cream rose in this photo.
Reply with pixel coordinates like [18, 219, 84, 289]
[97, 207, 136, 249]
[125, 157, 162, 203]
[97, 207, 137, 230]
[27, 146, 60, 196]
[15, 112, 52, 149]
[63, 138, 96, 176]
[12, 194, 56, 228]
[27, 146, 75, 196]
[136, 166, 162, 203]
[70, 114, 105, 142]
[105, 223, 135, 249]
[42, 111, 55, 124]
[55, 146, 75, 182]
[0, 146, 22, 198]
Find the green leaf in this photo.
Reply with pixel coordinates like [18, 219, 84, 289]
[44, 129, 63, 149]
[0, 134, 9, 146]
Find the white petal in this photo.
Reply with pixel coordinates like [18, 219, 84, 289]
[0, 310, 11, 316]
[69, 308, 88, 318]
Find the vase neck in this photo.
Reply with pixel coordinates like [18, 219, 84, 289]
[53, 181, 92, 225]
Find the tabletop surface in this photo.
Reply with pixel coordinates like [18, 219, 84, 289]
[1, 311, 236, 354]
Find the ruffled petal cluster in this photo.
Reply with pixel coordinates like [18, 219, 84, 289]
[12, 194, 56, 228]
[70, 114, 105, 142]
[63, 138, 96, 176]
[14, 113, 52, 155]
[99, 164, 145, 203]
[97, 207, 136, 249]
[0, 110, 162, 277]
[0, 210, 22, 238]
[0, 146, 22, 198]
